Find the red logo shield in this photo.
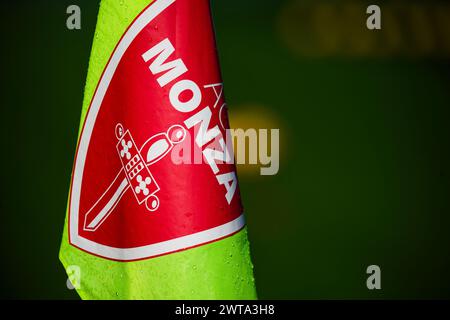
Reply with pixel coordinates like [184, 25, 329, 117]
[68, 0, 244, 261]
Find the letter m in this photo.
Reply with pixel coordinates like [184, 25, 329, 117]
[142, 38, 188, 87]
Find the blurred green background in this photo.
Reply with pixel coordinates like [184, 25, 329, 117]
[1, 0, 450, 299]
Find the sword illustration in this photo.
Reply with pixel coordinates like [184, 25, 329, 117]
[83, 123, 186, 231]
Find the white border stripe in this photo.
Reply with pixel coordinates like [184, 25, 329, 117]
[69, 0, 244, 261]
[76, 214, 245, 261]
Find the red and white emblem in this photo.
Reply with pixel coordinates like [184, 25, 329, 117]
[68, 0, 244, 261]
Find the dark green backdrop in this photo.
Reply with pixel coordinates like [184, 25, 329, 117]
[1, 0, 449, 299]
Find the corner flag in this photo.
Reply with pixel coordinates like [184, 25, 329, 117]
[59, 0, 257, 299]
